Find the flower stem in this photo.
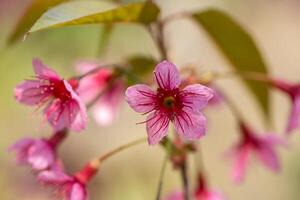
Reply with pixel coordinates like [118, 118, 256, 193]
[155, 155, 169, 200]
[47, 129, 68, 148]
[92, 137, 147, 168]
[180, 159, 190, 200]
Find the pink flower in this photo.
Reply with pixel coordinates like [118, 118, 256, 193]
[9, 138, 55, 171]
[76, 61, 124, 126]
[271, 78, 300, 134]
[125, 60, 214, 145]
[38, 162, 98, 200]
[227, 123, 286, 183]
[165, 175, 225, 200]
[15, 59, 87, 132]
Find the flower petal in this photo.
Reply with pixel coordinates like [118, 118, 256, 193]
[9, 138, 34, 164]
[181, 84, 214, 111]
[32, 58, 60, 80]
[68, 183, 88, 200]
[286, 96, 300, 133]
[146, 112, 169, 145]
[256, 143, 281, 172]
[92, 82, 124, 125]
[77, 67, 112, 103]
[14, 80, 51, 105]
[44, 81, 87, 132]
[204, 191, 226, 200]
[27, 139, 55, 171]
[38, 166, 72, 184]
[174, 109, 207, 140]
[229, 145, 249, 183]
[165, 190, 183, 200]
[153, 61, 181, 90]
[125, 84, 156, 113]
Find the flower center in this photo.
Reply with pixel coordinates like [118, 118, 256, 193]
[51, 80, 72, 102]
[163, 96, 176, 109]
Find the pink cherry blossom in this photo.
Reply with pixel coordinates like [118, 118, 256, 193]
[38, 162, 98, 200]
[271, 78, 300, 134]
[125, 60, 214, 145]
[9, 138, 55, 171]
[15, 59, 87, 132]
[227, 123, 286, 183]
[76, 61, 125, 126]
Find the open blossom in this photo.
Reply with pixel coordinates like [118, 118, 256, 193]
[165, 174, 225, 200]
[38, 162, 98, 200]
[15, 59, 87, 131]
[271, 78, 300, 134]
[227, 123, 286, 183]
[125, 61, 214, 145]
[9, 138, 55, 171]
[76, 61, 124, 126]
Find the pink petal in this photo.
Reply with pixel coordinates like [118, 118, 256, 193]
[92, 82, 124, 125]
[153, 61, 181, 90]
[204, 191, 226, 200]
[256, 143, 281, 172]
[32, 58, 60, 80]
[14, 80, 50, 105]
[44, 81, 87, 132]
[286, 96, 300, 133]
[77, 67, 112, 103]
[173, 109, 207, 140]
[9, 138, 34, 164]
[262, 134, 288, 148]
[164, 190, 183, 200]
[181, 84, 214, 111]
[146, 112, 169, 145]
[230, 145, 249, 183]
[27, 139, 55, 171]
[125, 84, 156, 113]
[75, 61, 99, 74]
[208, 87, 223, 106]
[68, 183, 88, 200]
[38, 167, 72, 184]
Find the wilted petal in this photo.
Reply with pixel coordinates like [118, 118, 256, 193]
[181, 84, 214, 111]
[14, 80, 50, 105]
[27, 139, 55, 171]
[68, 183, 88, 200]
[174, 109, 206, 140]
[153, 61, 181, 90]
[126, 84, 156, 113]
[286, 96, 300, 133]
[146, 112, 169, 145]
[32, 58, 60, 80]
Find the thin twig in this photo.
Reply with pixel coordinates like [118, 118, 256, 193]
[155, 155, 168, 200]
[180, 160, 190, 200]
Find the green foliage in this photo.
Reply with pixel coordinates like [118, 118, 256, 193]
[127, 55, 156, 76]
[193, 9, 270, 117]
[27, 1, 160, 35]
[7, 0, 66, 44]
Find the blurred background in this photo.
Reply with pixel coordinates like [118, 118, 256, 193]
[1, 0, 300, 199]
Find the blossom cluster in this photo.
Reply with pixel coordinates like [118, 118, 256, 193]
[10, 58, 299, 200]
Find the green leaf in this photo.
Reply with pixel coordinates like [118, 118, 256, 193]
[127, 55, 156, 76]
[193, 9, 269, 117]
[7, 0, 66, 44]
[27, 1, 160, 35]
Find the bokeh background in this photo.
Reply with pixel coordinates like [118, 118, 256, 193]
[1, 0, 300, 199]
